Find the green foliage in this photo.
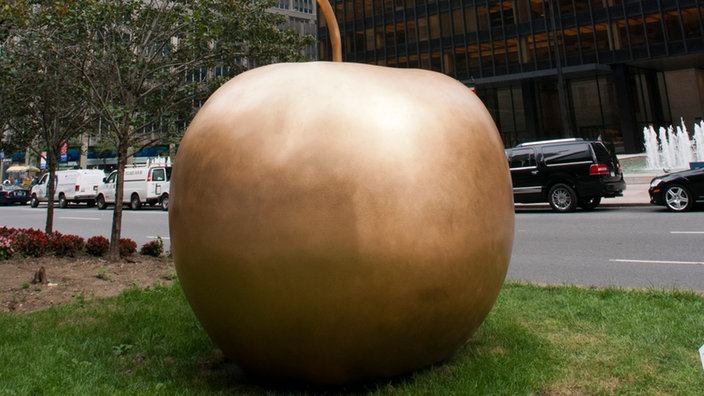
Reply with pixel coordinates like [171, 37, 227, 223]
[95, 267, 110, 281]
[1, 0, 313, 252]
[139, 237, 163, 257]
[1, 1, 97, 234]
[0, 283, 703, 394]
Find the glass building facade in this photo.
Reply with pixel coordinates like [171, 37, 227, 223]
[318, 0, 704, 153]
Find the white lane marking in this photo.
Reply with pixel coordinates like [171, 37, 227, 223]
[670, 231, 704, 234]
[58, 216, 101, 221]
[610, 259, 704, 266]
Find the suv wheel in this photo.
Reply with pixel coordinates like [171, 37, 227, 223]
[548, 183, 577, 212]
[579, 197, 601, 211]
[663, 184, 693, 212]
[160, 194, 169, 211]
[30, 195, 39, 208]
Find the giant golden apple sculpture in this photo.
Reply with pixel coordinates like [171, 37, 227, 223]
[169, 0, 514, 385]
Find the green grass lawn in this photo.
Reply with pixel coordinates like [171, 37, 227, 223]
[2, 282, 703, 395]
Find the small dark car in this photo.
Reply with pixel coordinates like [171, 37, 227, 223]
[648, 167, 704, 212]
[0, 184, 31, 205]
[505, 138, 626, 212]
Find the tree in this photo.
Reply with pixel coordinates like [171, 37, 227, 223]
[0, 1, 91, 233]
[3, 0, 313, 260]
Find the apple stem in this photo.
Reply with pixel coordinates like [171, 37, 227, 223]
[317, 0, 342, 62]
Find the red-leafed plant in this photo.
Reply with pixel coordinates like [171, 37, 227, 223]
[119, 238, 137, 257]
[13, 228, 50, 257]
[51, 232, 85, 257]
[86, 235, 110, 257]
[140, 237, 164, 257]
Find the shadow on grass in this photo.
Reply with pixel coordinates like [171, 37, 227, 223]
[166, 309, 559, 395]
[0, 284, 558, 395]
[163, 323, 557, 395]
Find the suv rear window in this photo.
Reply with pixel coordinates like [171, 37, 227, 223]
[591, 142, 614, 163]
[542, 143, 592, 165]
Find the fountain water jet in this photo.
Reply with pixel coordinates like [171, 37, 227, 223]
[643, 120, 704, 171]
[695, 122, 704, 161]
[644, 126, 660, 169]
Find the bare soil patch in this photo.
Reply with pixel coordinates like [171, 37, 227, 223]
[0, 254, 176, 313]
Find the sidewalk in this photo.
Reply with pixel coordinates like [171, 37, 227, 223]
[603, 173, 654, 206]
[603, 154, 655, 206]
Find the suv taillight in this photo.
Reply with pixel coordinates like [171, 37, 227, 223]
[75, 185, 80, 192]
[589, 163, 610, 176]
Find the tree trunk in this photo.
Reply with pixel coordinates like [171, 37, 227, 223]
[44, 151, 59, 234]
[108, 139, 129, 261]
[45, 170, 55, 234]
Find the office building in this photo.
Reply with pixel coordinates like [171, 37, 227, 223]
[318, 0, 704, 153]
[274, 0, 319, 59]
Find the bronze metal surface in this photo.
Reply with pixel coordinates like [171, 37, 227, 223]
[169, 61, 514, 384]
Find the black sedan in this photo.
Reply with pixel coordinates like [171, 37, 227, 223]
[0, 184, 31, 205]
[649, 167, 704, 212]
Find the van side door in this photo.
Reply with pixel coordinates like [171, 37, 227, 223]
[150, 168, 166, 196]
[104, 171, 118, 203]
[34, 174, 49, 199]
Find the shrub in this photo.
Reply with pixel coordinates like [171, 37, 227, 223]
[0, 226, 19, 239]
[13, 228, 50, 257]
[140, 237, 163, 257]
[0, 227, 18, 260]
[119, 238, 137, 257]
[86, 236, 110, 257]
[0, 236, 14, 260]
[51, 233, 85, 257]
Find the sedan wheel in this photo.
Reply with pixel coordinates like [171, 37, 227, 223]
[664, 184, 693, 212]
[548, 183, 577, 212]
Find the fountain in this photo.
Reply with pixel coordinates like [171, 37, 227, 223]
[695, 122, 704, 161]
[643, 119, 704, 171]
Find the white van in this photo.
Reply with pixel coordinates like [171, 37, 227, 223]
[96, 165, 171, 211]
[30, 169, 106, 208]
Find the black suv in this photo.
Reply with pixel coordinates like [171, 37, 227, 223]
[505, 138, 626, 212]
